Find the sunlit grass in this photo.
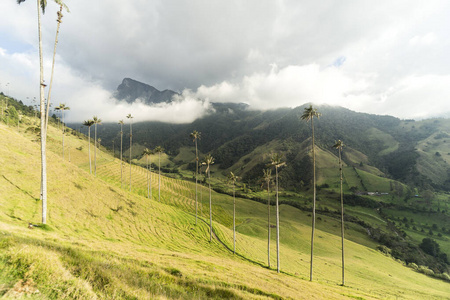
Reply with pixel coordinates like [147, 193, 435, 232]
[0, 121, 449, 299]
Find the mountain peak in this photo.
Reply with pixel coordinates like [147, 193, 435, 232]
[114, 78, 179, 105]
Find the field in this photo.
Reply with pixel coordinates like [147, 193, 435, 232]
[0, 117, 449, 299]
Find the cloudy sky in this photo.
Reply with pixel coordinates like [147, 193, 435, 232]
[1, 0, 450, 122]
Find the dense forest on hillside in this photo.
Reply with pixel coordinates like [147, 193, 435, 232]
[81, 103, 450, 192]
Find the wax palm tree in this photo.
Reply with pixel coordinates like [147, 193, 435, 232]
[92, 116, 102, 176]
[204, 154, 214, 242]
[271, 153, 285, 273]
[17, 0, 68, 224]
[143, 148, 152, 199]
[118, 120, 124, 188]
[190, 130, 201, 225]
[54, 103, 70, 159]
[228, 171, 239, 254]
[199, 162, 204, 216]
[45, 4, 68, 136]
[127, 114, 133, 191]
[82, 120, 94, 174]
[154, 146, 164, 201]
[301, 104, 321, 281]
[263, 168, 272, 268]
[333, 139, 345, 286]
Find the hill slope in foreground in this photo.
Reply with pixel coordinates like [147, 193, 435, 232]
[0, 121, 448, 299]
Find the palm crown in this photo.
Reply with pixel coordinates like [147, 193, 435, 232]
[301, 104, 321, 122]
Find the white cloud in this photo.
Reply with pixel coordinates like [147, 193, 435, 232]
[1, 0, 450, 121]
[409, 32, 437, 46]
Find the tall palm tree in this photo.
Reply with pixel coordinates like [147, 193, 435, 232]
[271, 153, 285, 273]
[143, 148, 152, 199]
[127, 114, 133, 191]
[44, 3, 68, 136]
[333, 139, 345, 286]
[17, 0, 68, 225]
[118, 120, 124, 188]
[263, 168, 272, 268]
[54, 103, 70, 159]
[199, 162, 204, 216]
[154, 146, 164, 201]
[190, 130, 201, 225]
[204, 154, 214, 242]
[228, 171, 238, 254]
[301, 104, 321, 281]
[82, 120, 94, 174]
[92, 116, 102, 176]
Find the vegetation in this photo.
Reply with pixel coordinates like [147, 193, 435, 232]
[190, 130, 201, 225]
[333, 139, 346, 285]
[301, 104, 321, 281]
[0, 94, 449, 299]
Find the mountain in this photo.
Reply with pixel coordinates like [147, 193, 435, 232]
[94, 103, 450, 192]
[114, 78, 179, 104]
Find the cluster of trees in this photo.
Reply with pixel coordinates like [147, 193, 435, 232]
[16, 0, 69, 225]
[188, 106, 347, 285]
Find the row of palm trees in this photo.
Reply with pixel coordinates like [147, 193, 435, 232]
[17, 0, 346, 285]
[188, 106, 346, 285]
[17, 0, 69, 225]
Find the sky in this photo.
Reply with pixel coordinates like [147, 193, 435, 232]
[1, 0, 450, 123]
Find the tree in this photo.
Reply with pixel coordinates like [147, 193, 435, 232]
[127, 114, 133, 191]
[17, 0, 69, 225]
[82, 120, 94, 174]
[333, 139, 345, 286]
[262, 168, 272, 268]
[190, 130, 201, 225]
[45, 3, 68, 137]
[143, 148, 152, 199]
[204, 154, 215, 242]
[419, 238, 441, 257]
[301, 104, 321, 281]
[54, 103, 70, 159]
[199, 162, 204, 216]
[271, 153, 285, 273]
[92, 116, 102, 176]
[118, 120, 124, 189]
[154, 146, 164, 202]
[228, 171, 238, 254]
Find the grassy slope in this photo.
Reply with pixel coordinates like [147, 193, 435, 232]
[0, 120, 449, 299]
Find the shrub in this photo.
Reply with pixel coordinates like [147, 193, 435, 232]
[407, 262, 418, 271]
[418, 265, 434, 276]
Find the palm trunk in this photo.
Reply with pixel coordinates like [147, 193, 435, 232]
[209, 169, 212, 242]
[88, 127, 92, 174]
[310, 118, 316, 281]
[149, 154, 152, 198]
[120, 125, 123, 188]
[267, 182, 271, 268]
[200, 172, 203, 216]
[146, 155, 150, 198]
[37, 0, 47, 225]
[158, 152, 161, 201]
[129, 122, 132, 192]
[44, 5, 63, 136]
[340, 148, 345, 286]
[276, 166, 280, 273]
[94, 123, 97, 176]
[233, 183, 236, 254]
[62, 110, 65, 159]
[195, 139, 198, 225]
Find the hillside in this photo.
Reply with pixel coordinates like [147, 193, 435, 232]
[88, 101, 450, 192]
[1, 94, 449, 299]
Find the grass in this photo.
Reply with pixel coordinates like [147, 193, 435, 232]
[0, 119, 449, 299]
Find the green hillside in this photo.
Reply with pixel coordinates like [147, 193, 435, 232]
[0, 96, 449, 299]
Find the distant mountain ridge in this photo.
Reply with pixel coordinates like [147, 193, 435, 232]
[114, 78, 179, 104]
